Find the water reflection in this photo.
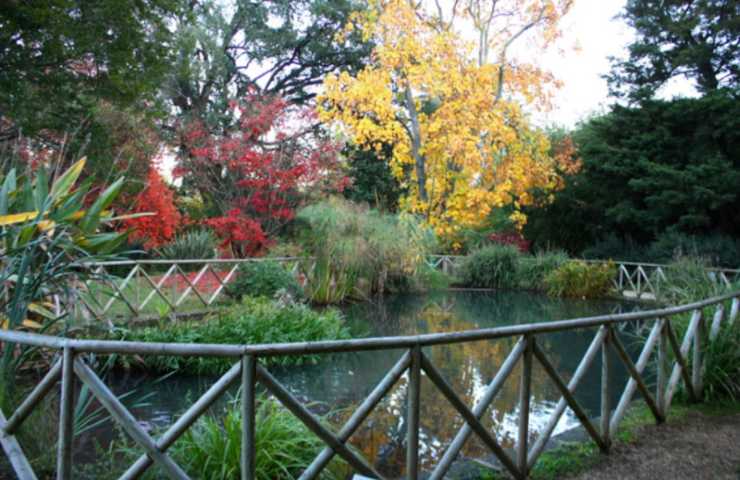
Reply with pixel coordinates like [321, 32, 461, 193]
[113, 291, 642, 477]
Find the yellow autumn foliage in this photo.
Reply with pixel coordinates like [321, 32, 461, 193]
[320, 0, 571, 243]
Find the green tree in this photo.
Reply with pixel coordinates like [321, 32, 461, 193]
[0, 0, 182, 139]
[166, 0, 372, 129]
[524, 90, 740, 252]
[342, 145, 402, 212]
[607, 0, 740, 101]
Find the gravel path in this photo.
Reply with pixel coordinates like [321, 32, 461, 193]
[569, 410, 740, 480]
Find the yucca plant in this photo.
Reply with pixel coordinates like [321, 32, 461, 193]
[0, 157, 132, 381]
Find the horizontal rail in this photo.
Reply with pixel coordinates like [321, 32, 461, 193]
[1, 289, 737, 479]
[2, 290, 737, 357]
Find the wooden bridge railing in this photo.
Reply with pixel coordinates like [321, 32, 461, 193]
[1, 291, 738, 479]
[72, 258, 309, 323]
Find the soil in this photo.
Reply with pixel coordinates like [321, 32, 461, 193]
[569, 410, 740, 480]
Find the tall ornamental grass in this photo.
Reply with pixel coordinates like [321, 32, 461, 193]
[294, 198, 438, 303]
[458, 245, 521, 289]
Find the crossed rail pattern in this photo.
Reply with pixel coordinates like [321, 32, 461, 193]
[74, 258, 307, 323]
[608, 261, 740, 300]
[71, 257, 740, 322]
[1, 291, 739, 480]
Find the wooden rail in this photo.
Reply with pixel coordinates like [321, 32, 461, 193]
[0, 291, 738, 479]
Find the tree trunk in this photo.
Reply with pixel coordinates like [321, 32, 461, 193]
[404, 86, 428, 202]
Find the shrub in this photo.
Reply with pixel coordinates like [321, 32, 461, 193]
[544, 260, 615, 299]
[647, 232, 740, 268]
[581, 234, 645, 262]
[168, 397, 341, 480]
[517, 250, 570, 291]
[700, 321, 740, 402]
[116, 298, 350, 374]
[459, 245, 522, 289]
[157, 229, 217, 260]
[122, 168, 182, 249]
[656, 256, 725, 306]
[225, 260, 303, 300]
[294, 198, 438, 303]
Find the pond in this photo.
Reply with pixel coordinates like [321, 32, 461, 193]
[99, 290, 647, 478]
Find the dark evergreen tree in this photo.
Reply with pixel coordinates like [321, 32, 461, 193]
[524, 90, 740, 253]
[607, 0, 740, 101]
[342, 145, 402, 212]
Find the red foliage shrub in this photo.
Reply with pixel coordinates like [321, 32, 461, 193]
[177, 92, 347, 257]
[122, 168, 182, 249]
[204, 209, 270, 257]
[488, 231, 531, 253]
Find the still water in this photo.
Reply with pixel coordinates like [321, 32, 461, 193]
[107, 290, 645, 477]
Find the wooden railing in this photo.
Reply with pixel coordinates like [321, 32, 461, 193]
[1, 291, 738, 479]
[585, 260, 740, 300]
[67, 257, 740, 324]
[72, 258, 308, 323]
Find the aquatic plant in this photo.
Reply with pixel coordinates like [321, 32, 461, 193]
[458, 245, 522, 289]
[225, 260, 303, 300]
[544, 260, 615, 299]
[115, 297, 350, 374]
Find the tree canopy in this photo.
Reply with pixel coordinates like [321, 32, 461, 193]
[319, 0, 572, 244]
[607, 0, 740, 101]
[525, 90, 740, 253]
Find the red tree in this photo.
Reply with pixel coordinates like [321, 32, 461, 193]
[123, 168, 182, 249]
[177, 93, 346, 257]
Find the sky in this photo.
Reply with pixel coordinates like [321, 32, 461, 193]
[536, 0, 696, 128]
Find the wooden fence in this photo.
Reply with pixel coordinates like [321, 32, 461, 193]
[1, 290, 738, 479]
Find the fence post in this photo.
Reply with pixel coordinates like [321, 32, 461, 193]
[57, 346, 75, 480]
[692, 311, 704, 401]
[601, 329, 611, 451]
[518, 335, 533, 477]
[407, 345, 421, 480]
[241, 355, 256, 480]
[656, 320, 667, 416]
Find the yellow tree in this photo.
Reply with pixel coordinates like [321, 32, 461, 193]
[319, 0, 573, 244]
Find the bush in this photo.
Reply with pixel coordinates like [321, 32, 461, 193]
[157, 229, 217, 260]
[168, 397, 341, 480]
[226, 260, 303, 300]
[459, 245, 521, 289]
[294, 198, 438, 303]
[517, 250, 570, 291]
[116, 298, 350, 374]
[581, 234, 645, 262]
[647, 232, 740, 268]
[544, 261, 615, 299]
[701, 321, 740, 402]
[657, 256, 726, 306]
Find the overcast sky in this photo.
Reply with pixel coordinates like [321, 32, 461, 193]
[537, 0, 696, 128]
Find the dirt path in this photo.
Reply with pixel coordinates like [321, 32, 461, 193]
[569, 410, 740, 480]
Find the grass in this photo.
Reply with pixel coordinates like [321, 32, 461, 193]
[73, 272, 234, 323]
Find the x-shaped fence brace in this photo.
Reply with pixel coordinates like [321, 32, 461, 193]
[1, 293, 738, 480]
[75, 259, 307, 322]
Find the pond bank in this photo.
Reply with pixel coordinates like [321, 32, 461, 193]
[465, 402, 740, 480]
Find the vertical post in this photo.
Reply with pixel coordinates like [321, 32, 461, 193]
[692, 311, 704, 401]
[656, 320, 667, 417]
[601, 329, 611, 451]
[241, 355, 256, 480]
[518, 335, 533, 477]
[57, 346, 75, 480]
[406, 345, 421, 480]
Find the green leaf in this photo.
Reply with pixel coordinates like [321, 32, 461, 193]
[50, 157, 86, 204]
[79, 177, 124, 233]
[0, 168, 17, 215]
[33, 168, 49, 213]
